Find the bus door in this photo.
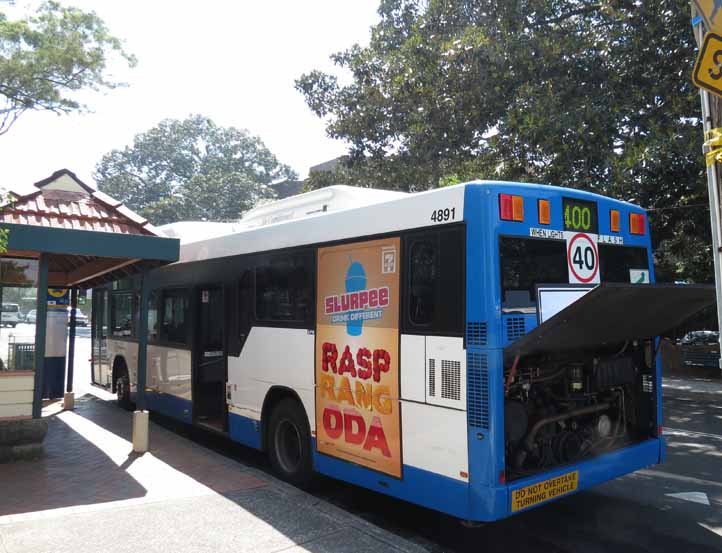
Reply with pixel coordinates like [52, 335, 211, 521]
[92, 290, 111, 387]
[192, 285, 227, 432]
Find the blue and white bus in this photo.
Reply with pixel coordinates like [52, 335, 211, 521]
[91, 182, 712, 521]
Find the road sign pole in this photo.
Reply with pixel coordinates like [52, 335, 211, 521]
[694, 14, 722, 369]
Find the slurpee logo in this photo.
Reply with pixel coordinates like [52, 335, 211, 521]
[324, 260, 389, 335]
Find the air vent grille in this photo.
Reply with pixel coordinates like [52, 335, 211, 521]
[506, 316, 526, 341]
[441, 360, 461, 400]
[467, 352, 489, 429]
[428, 358, 436, 397]
[466, 321, 488, 346]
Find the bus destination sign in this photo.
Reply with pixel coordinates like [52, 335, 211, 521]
[562, 197, 598, 234]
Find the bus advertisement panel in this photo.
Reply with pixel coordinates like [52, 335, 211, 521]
[315, 237, 402, 478]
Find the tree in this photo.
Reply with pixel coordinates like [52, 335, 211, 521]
[94, 115, 297, 225]
[0, 1, 135, 135]
[297, 0, 711, 282]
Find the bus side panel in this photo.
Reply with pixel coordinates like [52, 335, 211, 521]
[227, 326, 316, 448]
[463, 185, 508, 521]
[146, 344, 193, 424]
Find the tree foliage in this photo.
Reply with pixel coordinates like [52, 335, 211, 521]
[94, 115, 297, 225]
[297, 0, 711, 282]
[0, 1, 135, 135]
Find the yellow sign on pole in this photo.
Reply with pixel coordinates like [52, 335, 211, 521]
[693, 32, 722, 99]
[694, 0, 722, 34]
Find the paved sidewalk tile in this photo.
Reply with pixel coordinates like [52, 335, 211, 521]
[0, 395, 426, 553]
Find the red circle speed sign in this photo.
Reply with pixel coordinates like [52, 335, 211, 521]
[567, 233, 599, 283]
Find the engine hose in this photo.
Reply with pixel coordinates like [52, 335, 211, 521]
[523, 402, 611, 452]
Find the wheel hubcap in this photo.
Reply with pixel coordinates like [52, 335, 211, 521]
[117, 377, 126, 401]
[275, 419, 302, 474]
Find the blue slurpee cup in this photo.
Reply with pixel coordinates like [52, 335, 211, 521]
[345, 260, 366, 336]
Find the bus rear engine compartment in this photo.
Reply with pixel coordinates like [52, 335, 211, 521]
[504, 342, 655, 480]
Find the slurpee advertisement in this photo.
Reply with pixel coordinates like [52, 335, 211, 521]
[315, 237, 402, 478]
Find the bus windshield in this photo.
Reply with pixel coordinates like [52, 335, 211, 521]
[500, 237, 649, 313]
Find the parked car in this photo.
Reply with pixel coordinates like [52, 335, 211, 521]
[25, 309, 36, 323]
[678, 330, 720, 368]
[678, 330, 719, 346]
[1, 303, 22, 327]
[67, 307, 89, 326]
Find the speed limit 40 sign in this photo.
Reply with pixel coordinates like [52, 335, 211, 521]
[565, 232, 600, 284]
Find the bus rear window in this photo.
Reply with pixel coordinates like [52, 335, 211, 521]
[500, 238, 567, 312]
[598, 245, 649, 282]
[500, 238, 651, 313]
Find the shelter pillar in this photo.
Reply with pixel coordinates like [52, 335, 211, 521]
[31, 254, 49, 419]
[133, 274, 150, 452]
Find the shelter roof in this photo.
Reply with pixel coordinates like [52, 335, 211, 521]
[0, 169, 178, 289]
[1, 169, 161, 236]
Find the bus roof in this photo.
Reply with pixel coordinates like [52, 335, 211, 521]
[171, 182, 644, 264]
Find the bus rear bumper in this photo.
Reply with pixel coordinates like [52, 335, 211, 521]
[476, 437, 664, 521]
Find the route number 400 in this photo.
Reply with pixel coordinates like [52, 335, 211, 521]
[430, 208, 456, 222]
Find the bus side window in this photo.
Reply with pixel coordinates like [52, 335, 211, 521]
[110, 292, 134, 337]
[230, 270, 253, 355]
[160, 289, 190, 346]
[403, 226, 465, 336]
[409, 239, 437, 326]
[147, 291, 159, 342]
[254, 252, 313, 326]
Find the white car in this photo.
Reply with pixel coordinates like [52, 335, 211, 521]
[67, 307, 89, 327]
[1, 304, 22, 327]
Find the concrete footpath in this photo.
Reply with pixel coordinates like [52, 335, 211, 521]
[0, 393, 427, 553]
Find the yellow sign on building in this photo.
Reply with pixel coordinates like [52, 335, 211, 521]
[693, 32, 722, 99]
[694, 0, 722, 34]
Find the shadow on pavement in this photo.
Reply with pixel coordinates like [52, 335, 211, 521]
[0, 397, 147, 516]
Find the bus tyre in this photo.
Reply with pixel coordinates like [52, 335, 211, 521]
[116, 368, 132, 411]
[268, 399, 314, 489]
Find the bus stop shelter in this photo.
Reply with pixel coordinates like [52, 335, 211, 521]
[0, 169, 179, 459]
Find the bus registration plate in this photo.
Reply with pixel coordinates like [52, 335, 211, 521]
[511, 470, 579, 512]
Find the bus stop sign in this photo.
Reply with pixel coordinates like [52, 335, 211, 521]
[693, 32, 722, 99]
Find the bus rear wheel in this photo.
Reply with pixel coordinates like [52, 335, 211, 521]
[116, 367, 132, 411]
[268, 398, 314, 488]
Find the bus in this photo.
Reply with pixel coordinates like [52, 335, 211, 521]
[91, 182, 713, 522]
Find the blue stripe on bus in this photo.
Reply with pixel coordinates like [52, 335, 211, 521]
[139, 391, 193, 424]
[503, 437, 663, 518]
[311, 445, 472, 519]
[228, 412, 262, 449]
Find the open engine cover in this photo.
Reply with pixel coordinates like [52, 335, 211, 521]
[505, 283, 716, 361]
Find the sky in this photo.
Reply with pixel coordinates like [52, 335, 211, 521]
[0, 0, 380, 195]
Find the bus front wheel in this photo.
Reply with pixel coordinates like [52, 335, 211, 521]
[268, 398, 314, 488]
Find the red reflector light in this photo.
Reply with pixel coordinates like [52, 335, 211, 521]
[499, 470, 506, 485]
[499, 194, 524, 222]
[658, 425, 663, 436]
[630, 212, 646, 235]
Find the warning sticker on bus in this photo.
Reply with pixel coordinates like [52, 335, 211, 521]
[511, 470, 579, 512]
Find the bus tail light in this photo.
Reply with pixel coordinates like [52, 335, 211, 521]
[500, 194, 524, 222]
[499, 470, 506, 485]
[538, 199, 550, 225]
[610, 209, 620, 232]
[630, 213, 646, 235]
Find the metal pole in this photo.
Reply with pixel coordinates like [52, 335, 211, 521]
[31, 254, 48, 418]
[136, 275, 149, 412]
[695, 17, 722, 369]
[66, 287, 78, 393]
